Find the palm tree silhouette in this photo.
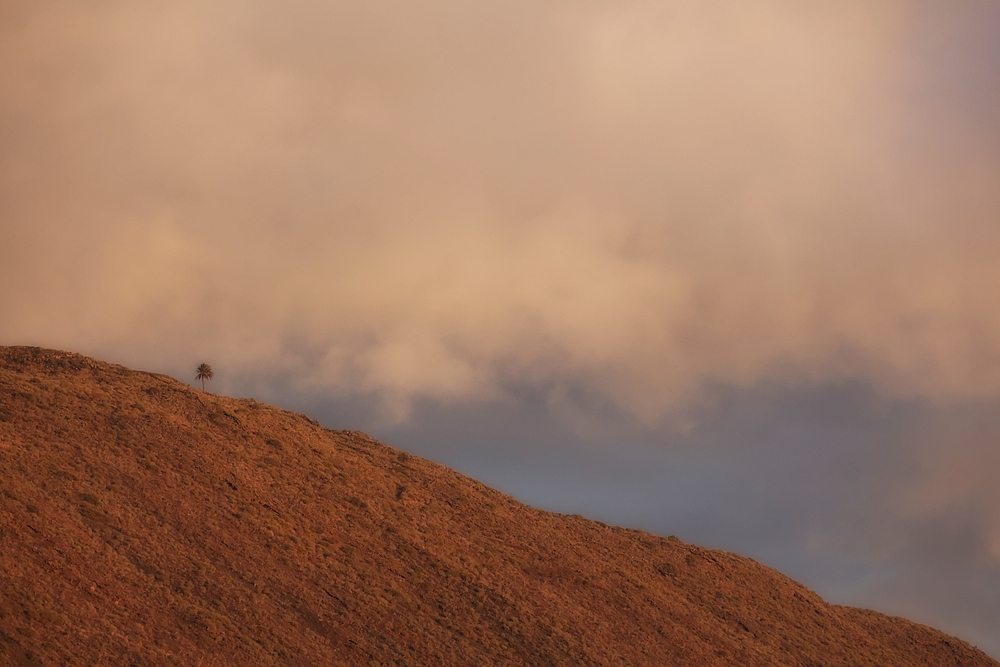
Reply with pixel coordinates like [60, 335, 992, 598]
[195, 363, 214, 391]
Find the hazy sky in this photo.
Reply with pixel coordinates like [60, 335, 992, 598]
[3, 0, 1000, 656]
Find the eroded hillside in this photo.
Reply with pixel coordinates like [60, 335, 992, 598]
[0, 347, 995, 666]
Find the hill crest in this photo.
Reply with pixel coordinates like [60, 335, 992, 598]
[0, 346, 995, 666]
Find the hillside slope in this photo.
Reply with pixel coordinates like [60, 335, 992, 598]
[0, 346, 995, 666]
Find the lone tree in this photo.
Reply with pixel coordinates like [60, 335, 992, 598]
[195, 363, 214, 391]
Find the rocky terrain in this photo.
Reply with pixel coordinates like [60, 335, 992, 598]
[0, 346, 995, 666]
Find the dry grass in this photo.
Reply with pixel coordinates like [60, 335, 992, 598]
[0, 346, 994, 666]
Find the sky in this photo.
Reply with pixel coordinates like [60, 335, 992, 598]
[2, 0, 1000, 656]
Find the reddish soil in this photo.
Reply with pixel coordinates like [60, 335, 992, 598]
[0, 346, 995, 666]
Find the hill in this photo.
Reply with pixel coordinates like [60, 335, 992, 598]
[0, 346, 995, 666]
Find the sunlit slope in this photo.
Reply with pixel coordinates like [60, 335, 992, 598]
[0, 347, 994, 666]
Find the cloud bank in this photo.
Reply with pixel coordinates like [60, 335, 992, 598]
[3, 0, 999, 420]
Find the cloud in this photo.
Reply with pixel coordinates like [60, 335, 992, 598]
[2, 0, 1000, 422]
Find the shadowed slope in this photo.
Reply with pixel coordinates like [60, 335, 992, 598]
[0, 347, 995, 666]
